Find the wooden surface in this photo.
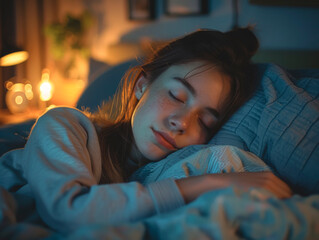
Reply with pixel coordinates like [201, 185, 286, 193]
[0, 108, 41, 126]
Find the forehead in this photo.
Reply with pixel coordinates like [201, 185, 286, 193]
[162, 61, 229, 91]
[164, 61, 211, 77]
[161, 61, 226, 82]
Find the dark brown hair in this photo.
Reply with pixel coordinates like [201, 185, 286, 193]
[91, 27, 259, 184]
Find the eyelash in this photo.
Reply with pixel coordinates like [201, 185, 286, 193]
[169, 90, 211, 131]
[198, 118, 210, 131]
[169, 91, 184, 103]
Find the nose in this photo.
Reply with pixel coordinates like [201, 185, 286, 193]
[168, 113, 189, 134]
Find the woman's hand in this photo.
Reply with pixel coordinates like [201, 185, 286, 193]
[176, 171, 293, 203]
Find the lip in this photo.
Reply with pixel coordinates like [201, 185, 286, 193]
[151, 128, 178, 150]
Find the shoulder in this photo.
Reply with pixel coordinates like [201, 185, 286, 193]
[24, 106, 102, 185]
[38, 106, 89, 122]
[36, 106, 92, 129]
[31, 106, 97, 142]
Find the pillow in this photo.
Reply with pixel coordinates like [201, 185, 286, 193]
[131, 145, 270, 184]
[87, 57, 110, 84]
[209, 63, 319, 195]
[77, 59, 138, 112]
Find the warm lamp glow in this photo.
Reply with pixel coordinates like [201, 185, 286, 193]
[15, 95, 23, 105]
[5, 81, 14, 90]
[39, 69, 53, 102]
[5, 83, 29, 113]
[0, 51, 29, 66]
[10, 83, 25, 92]
[39, 82, 53, 101]
[24, 83, 34, 100]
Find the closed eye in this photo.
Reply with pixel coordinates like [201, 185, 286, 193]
[198, 118, 210, 131]
[169, 91, 184, 103]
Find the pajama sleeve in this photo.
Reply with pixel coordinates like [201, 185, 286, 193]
[21, 107, 184, 233]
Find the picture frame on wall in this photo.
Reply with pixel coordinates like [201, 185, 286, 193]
[128, 0, 155, 20]
[164, 0, 209, 16]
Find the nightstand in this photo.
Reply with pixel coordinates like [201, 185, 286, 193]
[0, 108, 42, 126]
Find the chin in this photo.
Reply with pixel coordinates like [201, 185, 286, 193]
[143, 150, 173, 162]
[137, 141, 175, 162]
[143, 154, 163, 162]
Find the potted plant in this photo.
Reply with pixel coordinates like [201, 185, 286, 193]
[44, 11, 93, 80]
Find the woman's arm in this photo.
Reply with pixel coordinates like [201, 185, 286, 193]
[21, 107, 184, 233]
[176, 171, 293, 203]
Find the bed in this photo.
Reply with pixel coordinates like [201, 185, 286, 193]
[0, 59, 318, 239]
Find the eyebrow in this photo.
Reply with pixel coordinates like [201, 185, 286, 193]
[173, 77, 196, 96]
[173, 77, 220, 119]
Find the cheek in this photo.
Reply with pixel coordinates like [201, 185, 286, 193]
[179, 123, 209, 147]
[133, 91, 171, 124]
[157, 94, 173, 113]
[186, 131, 207, 145]
[145, 90, 173, 116]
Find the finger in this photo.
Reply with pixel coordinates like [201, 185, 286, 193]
[253, 171, 292, 195]
[266, 182, 293, 199]
[268, 175, 293, 196]
[244, 172, 293, 198]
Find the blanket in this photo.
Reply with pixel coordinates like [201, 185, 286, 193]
[1, 145, 319, 239]
[1, 63, 319, 239]
[65, 188, 319, 240]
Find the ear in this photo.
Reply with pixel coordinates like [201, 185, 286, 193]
[134, 74, 149, 100]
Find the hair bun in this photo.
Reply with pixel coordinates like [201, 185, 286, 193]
[225, 27, 259, 61]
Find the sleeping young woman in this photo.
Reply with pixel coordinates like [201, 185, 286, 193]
[0, 27, 292, 233]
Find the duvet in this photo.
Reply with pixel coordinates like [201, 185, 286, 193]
[0, 145, 318, 239]
[1, 63, 319, 239]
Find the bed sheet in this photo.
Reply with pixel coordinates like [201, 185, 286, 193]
[64, 188, 319, 240]
[1, 145, 318, 239]
[1, 63, 319, 239]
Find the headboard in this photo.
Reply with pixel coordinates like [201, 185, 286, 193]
[253, 49, 319, 69]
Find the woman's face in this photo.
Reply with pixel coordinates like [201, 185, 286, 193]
[131, 61, 231, 162]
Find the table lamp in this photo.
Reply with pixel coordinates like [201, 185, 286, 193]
[0, 45, 29, 67]
[1, 45, 30, 113]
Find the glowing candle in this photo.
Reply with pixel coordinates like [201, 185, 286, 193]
[39, 69, 53, 102]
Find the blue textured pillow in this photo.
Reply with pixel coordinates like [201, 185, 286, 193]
[77, 59, 137, 112]
[209, 64, 319, 195]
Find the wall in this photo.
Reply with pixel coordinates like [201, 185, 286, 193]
[2, 0, 318, 109]
[239, 2, 319, 50]
[56, 0, 319, 64]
